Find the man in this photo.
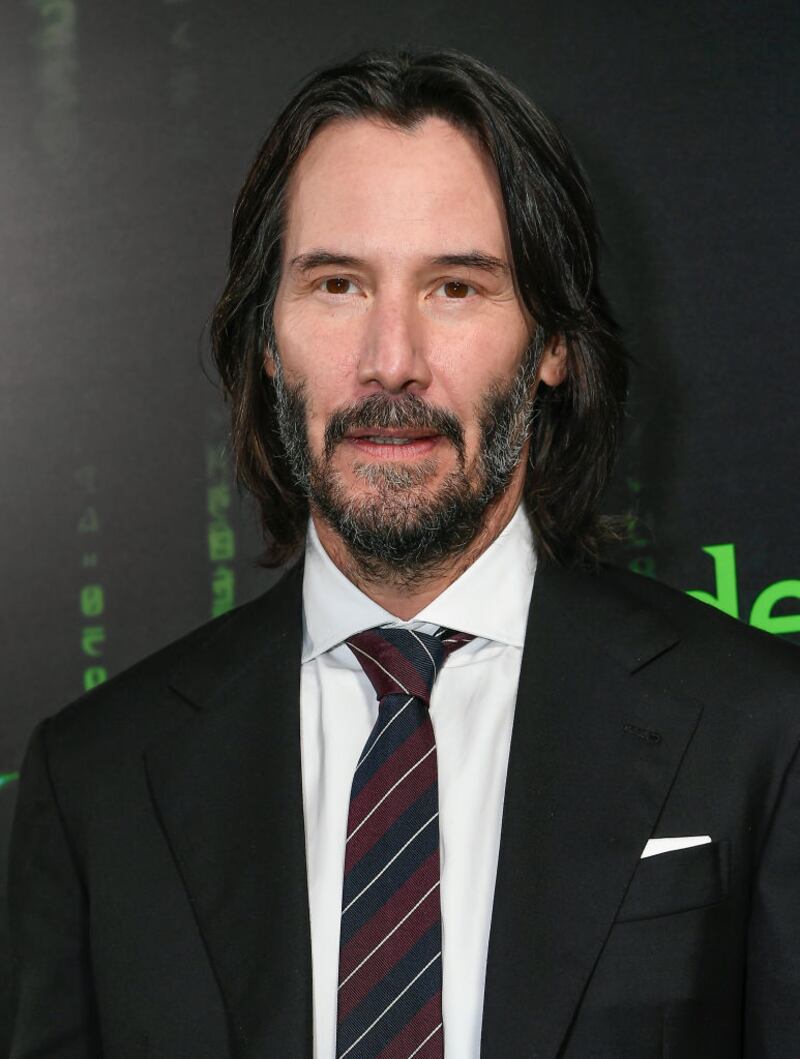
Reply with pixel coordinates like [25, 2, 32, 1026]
[8, 48, 800, 1059]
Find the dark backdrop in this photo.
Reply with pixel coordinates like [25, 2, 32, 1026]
[2, 0, 798, 1045]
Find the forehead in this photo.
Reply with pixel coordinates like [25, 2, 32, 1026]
[281, 115, 510, 262]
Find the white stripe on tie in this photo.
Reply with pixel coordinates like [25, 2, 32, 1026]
[406, 1023, 443, 1058]
[338, 882, 440, 989]
[355, 697, 414, 772]
[341, 813, 439, 915]
[347, 747, 436, 840]
[337, 951, 442, 1059]
[348, 641, 411, 695]
[409, 629, 438, 681]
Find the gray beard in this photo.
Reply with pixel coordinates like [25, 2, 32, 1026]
[271, 341, 541, 585]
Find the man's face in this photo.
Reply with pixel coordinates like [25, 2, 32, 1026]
[270, 115, 563, 578]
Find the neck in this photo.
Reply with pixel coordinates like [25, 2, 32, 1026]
[311, 473, 525, 620]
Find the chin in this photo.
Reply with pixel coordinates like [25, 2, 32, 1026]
[343, 456, 445, 494]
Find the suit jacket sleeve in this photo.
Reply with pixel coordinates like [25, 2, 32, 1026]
[745, 735, 800, 1056]
[7, 718, 102, 1058]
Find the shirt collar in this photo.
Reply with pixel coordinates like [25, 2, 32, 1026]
[301, 504, 536, 663]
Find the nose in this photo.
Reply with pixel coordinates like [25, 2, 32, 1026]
[356, 289, 432, 394]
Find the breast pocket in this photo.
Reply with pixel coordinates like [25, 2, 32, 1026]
[615, 838, 730, 923]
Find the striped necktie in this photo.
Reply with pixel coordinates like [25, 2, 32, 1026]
[336, 624, 473, 1059]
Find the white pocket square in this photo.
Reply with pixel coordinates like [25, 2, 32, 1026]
[640, 835, 712, 859]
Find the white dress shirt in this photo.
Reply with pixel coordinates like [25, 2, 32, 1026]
[300, 505, 536, 1059]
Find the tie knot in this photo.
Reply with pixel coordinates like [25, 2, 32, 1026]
[346, 625, 473, 704]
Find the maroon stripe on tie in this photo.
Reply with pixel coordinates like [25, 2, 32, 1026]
[339, 849, 440, 981]
[338, 870, 442, 1020]
[345, 727, 436, 873]
[349, 631, 433, 701]
[374, 991, 443, 1059]
[345, 753, 436, 874]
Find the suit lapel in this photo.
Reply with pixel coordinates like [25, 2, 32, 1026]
[144, 561, 312, 1058]
[480, 561, 703, 1059]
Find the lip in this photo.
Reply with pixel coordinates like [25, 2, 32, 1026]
[344, 428, 440, 440]
[344, 433, 443, 460]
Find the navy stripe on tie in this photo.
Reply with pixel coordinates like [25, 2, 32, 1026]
[336, 921, 442, 1058]
[350, 695, 425, 800]
[340, 784, 439, 943]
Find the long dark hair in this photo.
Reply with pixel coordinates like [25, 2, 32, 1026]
[210, 48, 628, 568]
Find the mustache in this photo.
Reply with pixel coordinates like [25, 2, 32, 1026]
[323, 394, 465, 459]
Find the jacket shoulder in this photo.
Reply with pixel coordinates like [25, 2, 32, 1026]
[601, 563, 800, 674]
[40, 563, 302, 768]
[587, 565, 800, 747]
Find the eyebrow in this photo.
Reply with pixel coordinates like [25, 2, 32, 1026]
[288, 249, 510, 276]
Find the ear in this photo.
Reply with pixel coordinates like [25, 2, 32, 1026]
[537, 335, 567, 387]
[264, 345, 277, 378]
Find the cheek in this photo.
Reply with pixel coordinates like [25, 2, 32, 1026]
[433, 313, 526, 380]
[431, 346, 517, 419]
[279, 349, 359, 451]
[277, 311, 356, 393]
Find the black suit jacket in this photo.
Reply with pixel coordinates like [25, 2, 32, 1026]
[8, 559, 800, 1058]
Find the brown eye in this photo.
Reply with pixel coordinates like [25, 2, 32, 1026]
[443, 280, 471, 298]
[323, 277, 352, 295]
